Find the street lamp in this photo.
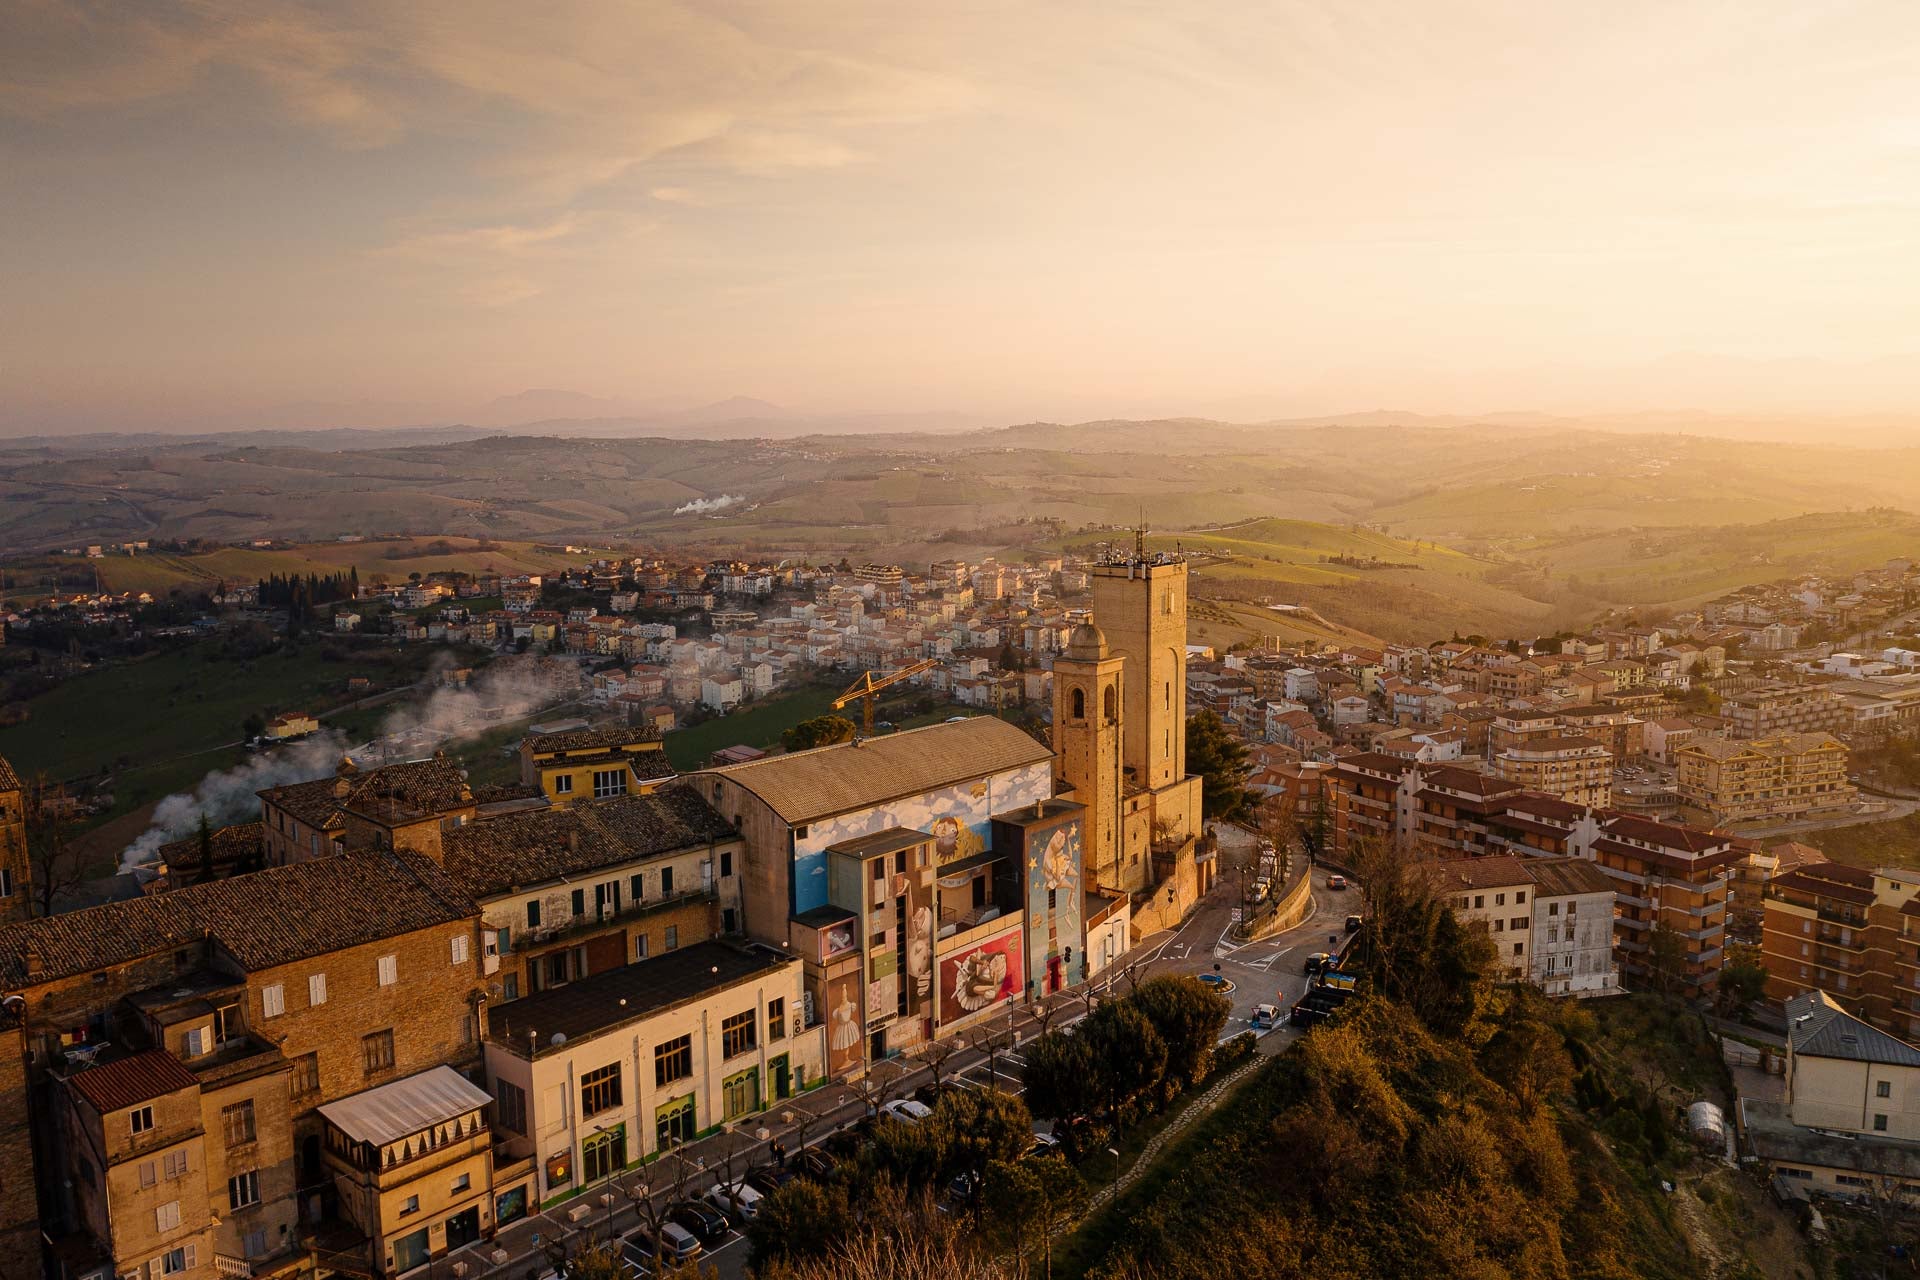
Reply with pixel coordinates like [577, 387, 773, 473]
[1107, 1146, 1121, 1195]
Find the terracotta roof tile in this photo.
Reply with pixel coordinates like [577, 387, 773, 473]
[440, 787, 735, 897]
[0, 849, 475, 986]
[68, 1049, 200, 1114]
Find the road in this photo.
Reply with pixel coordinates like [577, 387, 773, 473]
[443, 837, 1355, 1280]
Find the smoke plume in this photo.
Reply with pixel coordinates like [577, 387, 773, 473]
[119, 732, 347, 873]
[673, 494, 743, 514]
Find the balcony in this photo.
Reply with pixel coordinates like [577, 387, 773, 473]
[517, 888, 718, 952]
[215, 1256, 250, 1280]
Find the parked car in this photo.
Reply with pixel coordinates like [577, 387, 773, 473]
[667, 1200, 731, 1245]
[1328, 874, 1348, 890]
[795, 1148, 840, 1182]
[1305, 952, 1333, 974]
[1345, 914, 1363, 933]
[703, 1179, 764, 1221]
[746, 1166, 799, 1196]
[1027, 1132, 1062, 1158]
[879, 1099, 934, 1125]
[623, 1223, 702, 1265]
[1250, 1003, 1281, 1030]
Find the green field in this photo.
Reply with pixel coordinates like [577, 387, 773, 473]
[0, 639, 442, 817]
[1796, 812, 1920, 871]
[16, 536, 598, 604]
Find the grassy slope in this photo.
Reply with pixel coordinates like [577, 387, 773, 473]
[662, 686, 845, 771]
[48, 537, 596, 600]
[0, 640, 440, 815]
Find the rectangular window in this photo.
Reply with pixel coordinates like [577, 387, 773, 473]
[553, 774, 573, 795]
[580, 1063, 622, 1118]
[593, 768, 625, 799]
[156, 1201, 181, 1232]
[527, 899, 543, 929]
[768, 998, 785, 1042]
[228, 1170, 260, 1210]
[495, 1080, 528, 1135]
[655, 1035, 693, 1087]
[400, 1195, 420, 1216]
[450, 935, 470, 966]
[139, 1160, 157, 1189]
[1549, 903, 1559, 916]
[1516, 891, 1527, 904]
[571, 888, 586, 916]
[1512, 917, 1528, 931]
[130, 1106, 154, 1137]
[720, 850, 733, 878]
[261, 984, 285, 1018]
[161, 1247, 195, 1276]
[182, 1027, 210, 1058]
[164, 1151, 189, 1180]
[243, 1230, 267, 1260]
[1880, 1080, 1893, 1099]
[722, 1010, 756, 1059]
[222, 1100, 256, 1148]
[377, 954, 397, 986]
[292, 1053, 320, 1099]
[452, 1172, 470, 1193]
[1473, 896, 1484, 909]
[1495, 893, 1506, 906]
[634, 933, 649, 961]
[1876, 1114, 1890, 1132]
[661, 866, 674, 894]
[307, 973, 328, 1007]
[631, 873, 645, 903]
[213, 1002, 241, 1044]
[664, 925, 679, 951]
[363, 1029, 396, 1074]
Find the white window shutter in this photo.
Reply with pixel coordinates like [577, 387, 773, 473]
[183, 1246, 196, 1270]
[450, 935, 470, 965]
[378, 954, 397, 986]
[309, 973, 327, 1006]
[262, 985, 285, 1018]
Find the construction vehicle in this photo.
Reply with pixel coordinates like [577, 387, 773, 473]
[832, 658, 938, 736]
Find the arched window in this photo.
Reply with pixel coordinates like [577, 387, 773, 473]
[1071, 688, 1086, 720]
[1103, 684, 1117, 721]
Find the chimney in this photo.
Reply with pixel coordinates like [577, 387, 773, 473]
[24, 945, 43, 979]
[567, 830, 579, 854]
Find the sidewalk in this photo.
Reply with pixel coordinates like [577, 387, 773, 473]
[448, 921, 1197, 1280]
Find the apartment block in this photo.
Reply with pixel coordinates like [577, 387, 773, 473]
[1490, 736, 1613, 807]
[1674, 732, 1855, 826]
[1722, 683, 1848, 739]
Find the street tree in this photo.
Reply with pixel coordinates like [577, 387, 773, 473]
[1129, 974, 1231, 1096]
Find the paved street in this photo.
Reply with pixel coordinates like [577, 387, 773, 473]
[444, 834, 1356, 1280]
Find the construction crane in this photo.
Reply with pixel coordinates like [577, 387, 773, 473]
[833, 658, 939, 736]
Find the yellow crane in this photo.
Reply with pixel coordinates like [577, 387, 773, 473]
[832, 658, 939, 736]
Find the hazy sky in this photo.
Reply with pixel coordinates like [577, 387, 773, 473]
[8, 1, 1920, 432]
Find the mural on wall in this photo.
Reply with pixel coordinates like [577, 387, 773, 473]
[825, 969, 864, 1076]
[1025, 815, 1085, 994]
[939, 929, 1023, 1023]
[820, 919, 857, 961]
[791, 762, 1052, 914]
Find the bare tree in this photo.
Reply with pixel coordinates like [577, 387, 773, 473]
[915, 1035, 967, 1096]
[27, 776, 84, 916]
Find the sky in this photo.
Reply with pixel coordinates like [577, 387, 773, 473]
[7, 1, 1920, 433]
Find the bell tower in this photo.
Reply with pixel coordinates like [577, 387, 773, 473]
[1051, 623, 1125, 891]
[1090, 549, 1189, 790]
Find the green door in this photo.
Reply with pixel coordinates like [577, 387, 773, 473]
[769, 1054, 791, 1101]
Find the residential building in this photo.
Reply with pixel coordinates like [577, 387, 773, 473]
[1674, 733, 1855, 826]
[517, 725, 675, 807]
[258, 756, 476, 867]
[1723, 684, 1847, 739]
[483, 941, 823, 1201]
[0, 759, 28, 926]
[1490, 736, 1613, 807]
[440, 788, 744, 1002]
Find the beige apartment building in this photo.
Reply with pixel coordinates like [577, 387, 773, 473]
[1723, 684, 1848, 739]
[1490, 736, 1613, 807]
[1674, 732, 1854, 826]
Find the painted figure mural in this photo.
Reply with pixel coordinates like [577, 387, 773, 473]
[1024, 813, 1085, 994]
[940, 931, 1023, 1019]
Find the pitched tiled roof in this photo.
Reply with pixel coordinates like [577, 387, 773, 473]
[439, 786, 736, 897]
[699, 718, 1052, 825]
[1787, 991, 1920, 1067]
[1523, 857, 1616, 898]
[68, 1049, 200, 1114]
[1425, 855, 1535, 891]
[259, 757, 472, 829]
[0, 849, 476, 986]
[524, 724, 663, 754]
[0, 755, 19, 793]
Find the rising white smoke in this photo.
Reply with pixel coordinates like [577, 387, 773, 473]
[119, 732, 347, 873]
[118, 655, 585, 875]
[673, 494, 743, 515]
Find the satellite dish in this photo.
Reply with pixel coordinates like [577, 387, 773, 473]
[550, 1032, 567, 1046]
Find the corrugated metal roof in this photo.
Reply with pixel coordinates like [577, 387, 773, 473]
[1787, 991, 1920, 1068]
[319, 1066, 492, 1146]
[68, 1049, 200, 1114]
[699, 718, 1051, 825]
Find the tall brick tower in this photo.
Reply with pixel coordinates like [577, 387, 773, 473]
[1050, 623, 1125, 890]
[1090, 537, 1189, 791]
